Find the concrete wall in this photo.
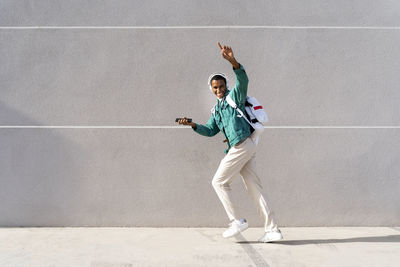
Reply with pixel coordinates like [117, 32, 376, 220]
[1, 0, 399, 227]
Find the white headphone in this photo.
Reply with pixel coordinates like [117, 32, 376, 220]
[208, 72, 229, 92]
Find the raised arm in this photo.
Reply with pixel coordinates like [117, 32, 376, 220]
[218, 42, 249, 104]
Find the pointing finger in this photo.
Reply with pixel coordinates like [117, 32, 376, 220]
[217, 42, 223, 50]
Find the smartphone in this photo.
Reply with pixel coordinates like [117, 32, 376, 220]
[175, 118, 192, 123]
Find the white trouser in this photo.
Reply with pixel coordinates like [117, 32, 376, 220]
[212, 135, 278, 232]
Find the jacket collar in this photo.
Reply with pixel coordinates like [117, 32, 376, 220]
[215, 90, 230, 111]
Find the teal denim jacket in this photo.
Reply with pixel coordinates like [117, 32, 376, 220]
[193, 64, 251, 153]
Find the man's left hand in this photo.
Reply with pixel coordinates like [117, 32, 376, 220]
[218, 42, 240, 69]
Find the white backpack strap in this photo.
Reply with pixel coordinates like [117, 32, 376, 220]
[226, 95, 252, 125]
[225, 94, 237, 109]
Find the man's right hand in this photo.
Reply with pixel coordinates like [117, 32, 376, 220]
[178, 117, 196, 129]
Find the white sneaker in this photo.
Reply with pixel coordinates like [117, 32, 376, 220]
[258, 229, 283, 243]
[222, 218, 249, 238]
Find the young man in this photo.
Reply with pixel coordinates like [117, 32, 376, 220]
[178, 42, 283, 242]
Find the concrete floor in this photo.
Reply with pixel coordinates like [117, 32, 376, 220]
[0, 227, 399, 267]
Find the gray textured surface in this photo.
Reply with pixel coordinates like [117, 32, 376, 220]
[1, 0, 400, 26]
[1, 1, 400, 227]
[0, 128, 399, 226]
[0, 227, 399, 267]
[1, 29, 400, 125]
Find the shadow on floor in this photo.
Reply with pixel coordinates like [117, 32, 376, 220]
[237, 234, 400, 245]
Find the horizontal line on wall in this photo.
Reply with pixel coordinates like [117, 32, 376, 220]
[266, 126, 400, 129]
[1, 26, 400, 30]
[0, 126, 399, 129]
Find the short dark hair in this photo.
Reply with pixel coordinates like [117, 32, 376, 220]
[210, 75, 226, 85]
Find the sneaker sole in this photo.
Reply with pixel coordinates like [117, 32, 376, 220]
[258, 235, 283, 243]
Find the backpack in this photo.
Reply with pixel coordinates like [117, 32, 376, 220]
[225, 95, 268, 145]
